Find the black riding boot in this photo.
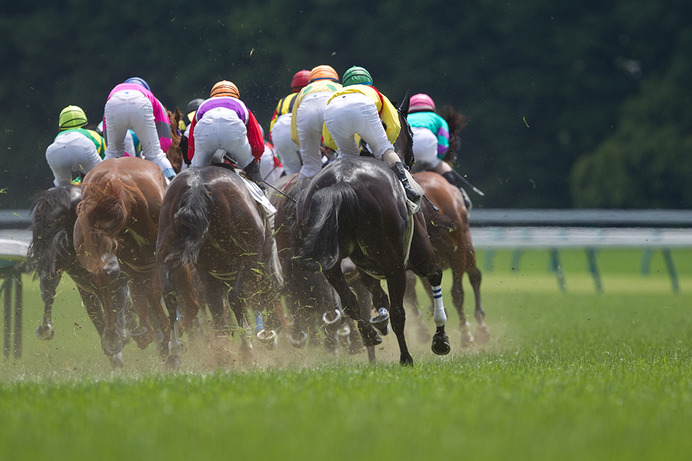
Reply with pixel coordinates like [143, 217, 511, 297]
[391, 162, 422, 203]
[441, 171, 472, 210]
[243, 161, 265, 191]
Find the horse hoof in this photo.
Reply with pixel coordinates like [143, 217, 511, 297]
[431, 332, 451, 356]
[361, 326, 382, 347]
[257, 329, 278, 349]
[475, 325, 490, 344]
[370, 307, 390, 336]
[110, 352, 124, 368]
[35, 325, 55, 340]
[322, 309, 341, 325]
[165, 354, 181, 370]
[289, 330, 308, 348]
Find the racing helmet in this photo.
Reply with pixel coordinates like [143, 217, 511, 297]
[124, 77, 150, 91]
[342, 66, 373, 87]
[58, 105, 88, 130]
[291, 69, 311, 92]
[409, 93, 436, 113]
[308, 65, 339, 83]
[210, 80, 240, 98]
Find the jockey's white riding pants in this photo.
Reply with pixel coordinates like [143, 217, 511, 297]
[270, 114, 301, 175]
[296, 91, 332, 178]
[191, 107, 252, 169]
[324, 92, 394, 161]
[260, 144, 284, 186]
[104, 89, 175, 177]
[411, 126, 442, 169]
[46, 131, 103, 186]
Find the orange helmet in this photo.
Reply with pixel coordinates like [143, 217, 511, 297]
[308, 65, 339, 83]
[210, 80, 239, 98]
[290, 70, 310, 92]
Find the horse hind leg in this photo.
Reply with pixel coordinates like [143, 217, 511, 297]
[450, 268, 473, 347]
[385, 270, 414, 366]
[36, 272, 61, 340]
[467, 266, 489, 344]
[428, 268, 451, 356]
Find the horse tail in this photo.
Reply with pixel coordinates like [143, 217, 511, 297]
[295, 182, 358, 271]
[28, 187, 79, 276]
[166, 175, 212, 266]
[76, 177, 135, 273]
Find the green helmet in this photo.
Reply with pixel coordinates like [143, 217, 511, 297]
[342, 66, 373, 87]
[59, 105, 88, 130]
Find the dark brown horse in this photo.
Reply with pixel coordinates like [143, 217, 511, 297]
[293, 96, 450, 365]
[270, 173, 362, 355]
[156, 165, 276, 368]
[407, 171, 488, 346]
[28, 185, 105, 340]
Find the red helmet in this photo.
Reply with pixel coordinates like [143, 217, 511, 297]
[290, 70, 310, 92]
[409, 93, 436, 113]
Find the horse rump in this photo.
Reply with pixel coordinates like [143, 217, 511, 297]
[295, 181, 358, 272]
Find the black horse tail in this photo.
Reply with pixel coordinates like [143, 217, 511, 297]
[167, 176, 213, 266]
[28, 186, 80, 276]
[295, 182, 358, 271]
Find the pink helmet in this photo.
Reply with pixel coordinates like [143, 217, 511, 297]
[409, 93, 436, 113]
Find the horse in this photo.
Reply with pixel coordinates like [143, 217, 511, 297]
[156, 165, 278, 368]
[166, 108, 185, 173]
[73, 156, 200, 367]
[27, 185, 105, 340]
[406, 171, 489, 346]
[292, 95, 450, 365]
[270, 173, 363, 356]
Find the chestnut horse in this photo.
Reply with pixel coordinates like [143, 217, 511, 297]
[293, 95, 450, 365]
[28, 185, 104, 340]
[73, 157, 200, 367]
[156, 165, 277, 368]
[407, 171, 488, 346]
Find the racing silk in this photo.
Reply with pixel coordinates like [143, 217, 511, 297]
[407, 111, 450, 158]
[187, 96, 264, 162]
[290, 79, 342, 144]
[322, 84, 401, 151]
[268, 92, 299, 135]
[104, 83, 172, 153]
[55, 128, 106, 158]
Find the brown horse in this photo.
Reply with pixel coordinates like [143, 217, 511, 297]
[293, 95, 451, 365]
[407, 171, 488, 346]
[73, 157, 200, 367]
[28, 185, 104, 340]
[156, 165, 276, 368]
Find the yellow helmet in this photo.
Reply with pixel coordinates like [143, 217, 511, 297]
[59, 105, 88, 130]
[308, 65, 339, 83]
[210, 80, 239, 98]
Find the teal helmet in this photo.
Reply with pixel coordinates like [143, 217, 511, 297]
[342, 66, 373, 86]
[125, 77, 150, 91]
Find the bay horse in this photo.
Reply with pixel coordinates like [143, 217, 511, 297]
[293, 96, 450, 365]
[156, 165, 277, 368]
[28, 185, 104, 340]
[73, 156, 200, 367]
[407, 171, 488, 346]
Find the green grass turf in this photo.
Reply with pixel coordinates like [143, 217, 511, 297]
[1, 248, 691, 460]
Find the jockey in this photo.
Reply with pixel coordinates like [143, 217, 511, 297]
[186, 80, 264, 187]
[408, 93, 471, 210]
[268, 69, 309, 175]
[290, 65, 342, 178]
[45, 105, 105, 186]
[102, 77, 177, 180]
[322, 65, 422, 206]
[176, 98, 205, 170]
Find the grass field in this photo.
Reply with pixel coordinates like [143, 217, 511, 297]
[1, 248, 691, 460]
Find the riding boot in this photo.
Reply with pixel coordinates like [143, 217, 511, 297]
[391, 162, 422, 203]
[243, 160, 265, 191]
[441, 171, 472, 211]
